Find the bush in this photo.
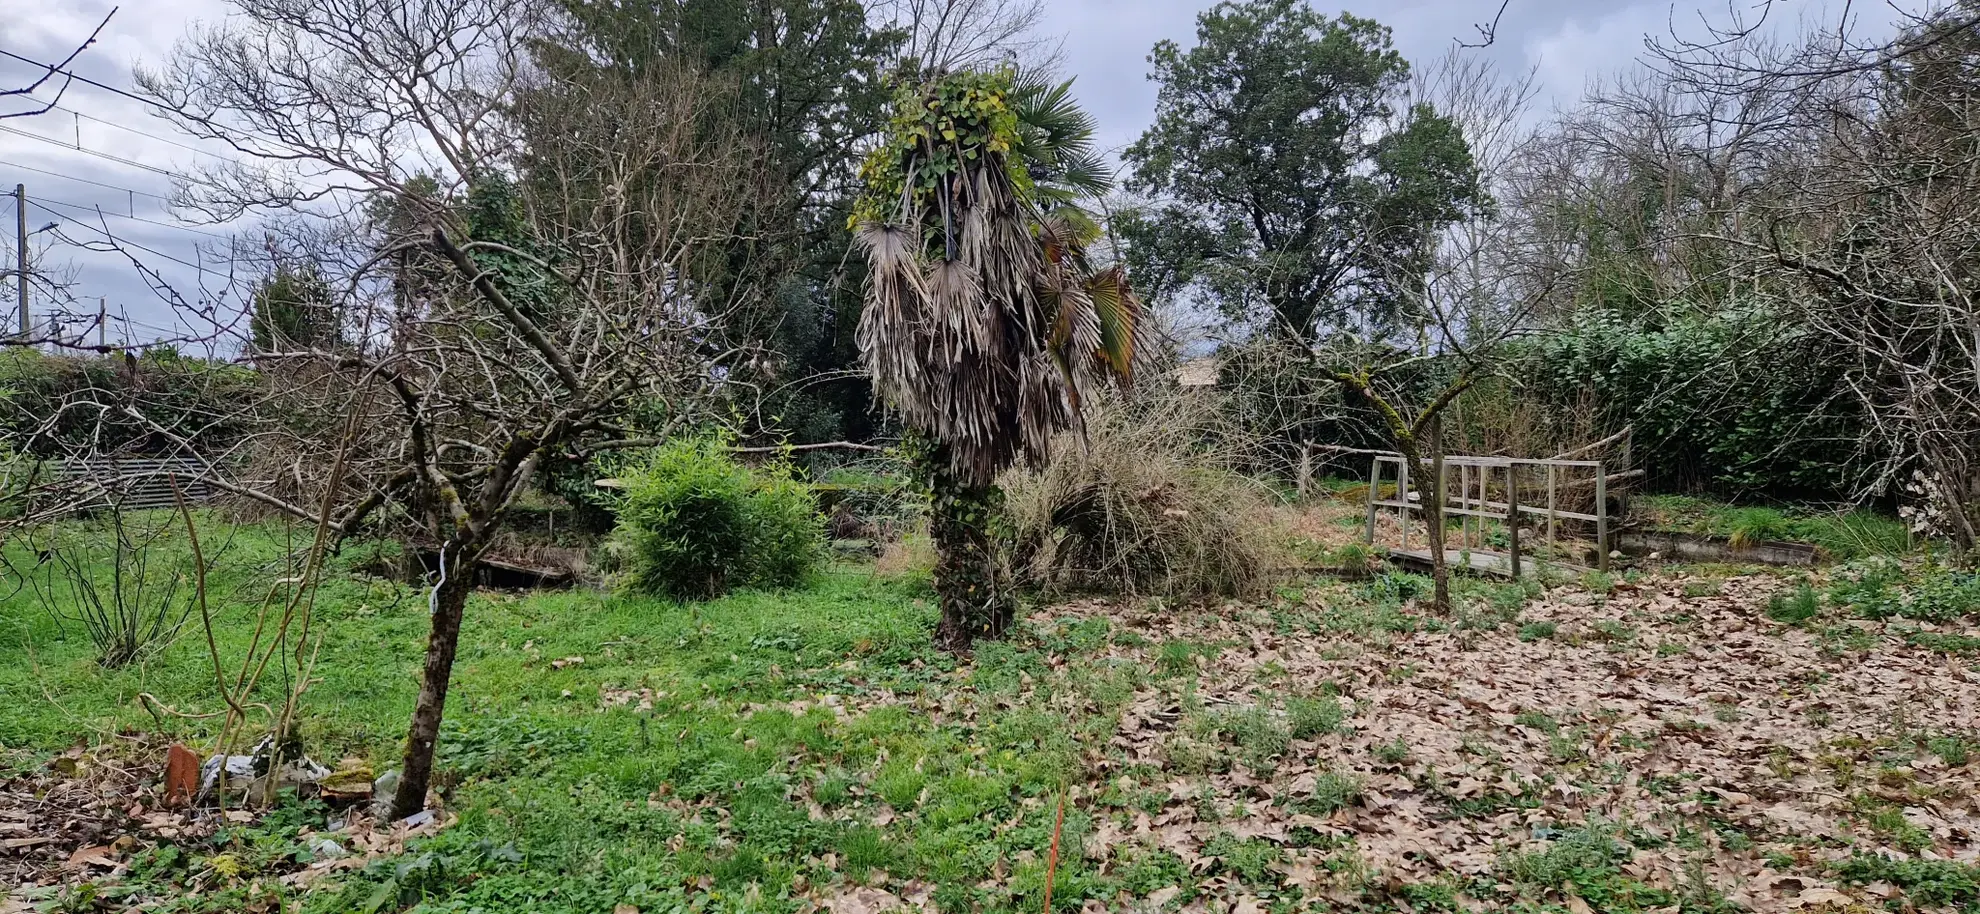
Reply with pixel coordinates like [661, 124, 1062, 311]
[1522, 306, 1875, 499]
[0, 347, 260, 458]
[608, 438, 825, 601]
[999, 391, 1290, 599]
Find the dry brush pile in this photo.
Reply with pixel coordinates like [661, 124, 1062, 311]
[998, 390, 1291, 601]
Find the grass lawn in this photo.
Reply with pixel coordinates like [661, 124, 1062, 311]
[4, 512, 1980, 913]
[1633, 495, 1913, 560]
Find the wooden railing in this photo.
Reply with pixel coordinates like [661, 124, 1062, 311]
[54, 457, 216, 511]
[1362, 453, 1612, 578]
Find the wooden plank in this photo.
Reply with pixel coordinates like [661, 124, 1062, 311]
[1386, 547, 1592, 579]
[1514, 504, 1601, 523]
[1464, 464, 1476, 550]
[1375, 500, 1598, 523]
[1363, 456, 1380, 546]
[1397, 457, 1411, 550]
[1546, 464, 1558, 555]
[1596, 468, 1610, 573]
[1506, 464, 1520, 579]
[1371, 454, 1604, 470]
[1475, 463, 1488, 550]
[1372, 500, 1579, 523]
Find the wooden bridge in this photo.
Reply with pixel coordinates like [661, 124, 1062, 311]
[1362, 453, 1614, 578]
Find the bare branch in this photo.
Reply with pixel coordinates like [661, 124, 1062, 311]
[0, 8, 116, 120]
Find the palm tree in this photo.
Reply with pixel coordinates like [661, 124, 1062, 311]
[854, 68, 1145, 649]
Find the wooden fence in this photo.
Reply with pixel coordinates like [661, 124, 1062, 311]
[1363, 453, 1613, 578]
[52, 458, 216, 511]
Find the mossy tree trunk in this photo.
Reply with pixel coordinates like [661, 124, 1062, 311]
[1420, 418, 1452, 612]
[389, 537, 484, 820]
[923, 453, 1014, 651]
[1341, 373, 1467, 613]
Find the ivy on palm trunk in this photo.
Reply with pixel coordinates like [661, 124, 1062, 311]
[853, 69, 1145, 650]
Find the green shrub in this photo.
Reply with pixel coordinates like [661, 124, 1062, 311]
[0, 348, 260, 458]
[1523, 306, 1876, 498]
[609, 438, 825, 600]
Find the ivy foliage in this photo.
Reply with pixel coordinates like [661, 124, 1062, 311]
[0, 348, 260, 459]
[853, 67, 1027, 230]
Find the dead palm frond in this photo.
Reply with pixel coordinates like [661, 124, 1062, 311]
[855, 71, 1150, 489]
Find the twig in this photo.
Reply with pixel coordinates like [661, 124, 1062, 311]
[137, 692, 231, 721]
[1549, 427, 1632, 461]
[1456, 0, 1511, 49]
[731, 441, 888, 455]
[1043, 789, 1067, 914]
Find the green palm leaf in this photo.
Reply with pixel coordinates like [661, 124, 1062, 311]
[1084, 266, 1143, 382]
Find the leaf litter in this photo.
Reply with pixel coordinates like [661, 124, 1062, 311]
[888, 565, 1980, 912]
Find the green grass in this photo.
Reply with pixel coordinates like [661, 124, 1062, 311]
[5, 518, 1063, 913]
[13, 511, 1322, 914]
[1833, 855, 1980, 910]
[1154, 638, 1217, 675]
[1907, 631, 1980, 655]
[1830, 562, 1980, 622]
[1640, 495, 1912, 559]
[1517, 621, 1559, 642]
[1500, 823, 1694, 911]
[1765, 583, 1821, 625]
[4, 511, 1969, 914]
[1283, 770, 1363, 817]
[1287, 694, 1347, 739]
[1202, 832, 1283, 884]
[1216, 705, 1293, 770]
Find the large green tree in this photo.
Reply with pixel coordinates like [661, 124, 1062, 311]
[248, 263, 338, 353]
[1123, 0, 1483, 343]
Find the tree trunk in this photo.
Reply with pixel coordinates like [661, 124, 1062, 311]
[927, 469, 1013, 652]
[389, 549, 475, 820]
[1420, 418, 1452, 613]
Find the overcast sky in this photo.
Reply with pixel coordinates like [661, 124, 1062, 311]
[0, 0, 1900, 352]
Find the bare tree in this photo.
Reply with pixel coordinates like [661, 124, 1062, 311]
[1324, 49, 1547, 611]
[871, 0, 1060, 75]
[1645, 1, 1980, 555]
[115, 0, 769, 819]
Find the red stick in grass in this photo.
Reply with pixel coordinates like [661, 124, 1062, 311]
[1043, 789, 1068, 913]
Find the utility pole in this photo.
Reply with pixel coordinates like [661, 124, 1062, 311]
[98, 296, 107, 348]
[14, 183, 26, 339]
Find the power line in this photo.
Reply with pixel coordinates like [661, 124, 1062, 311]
[38, 101, 241, 164]
[0, 157, 170, 201]
[30, 199, 219, 275]
[31, 193, 234, 240]
[0, 122, 186, 180]
[0, 47, 278, 151]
